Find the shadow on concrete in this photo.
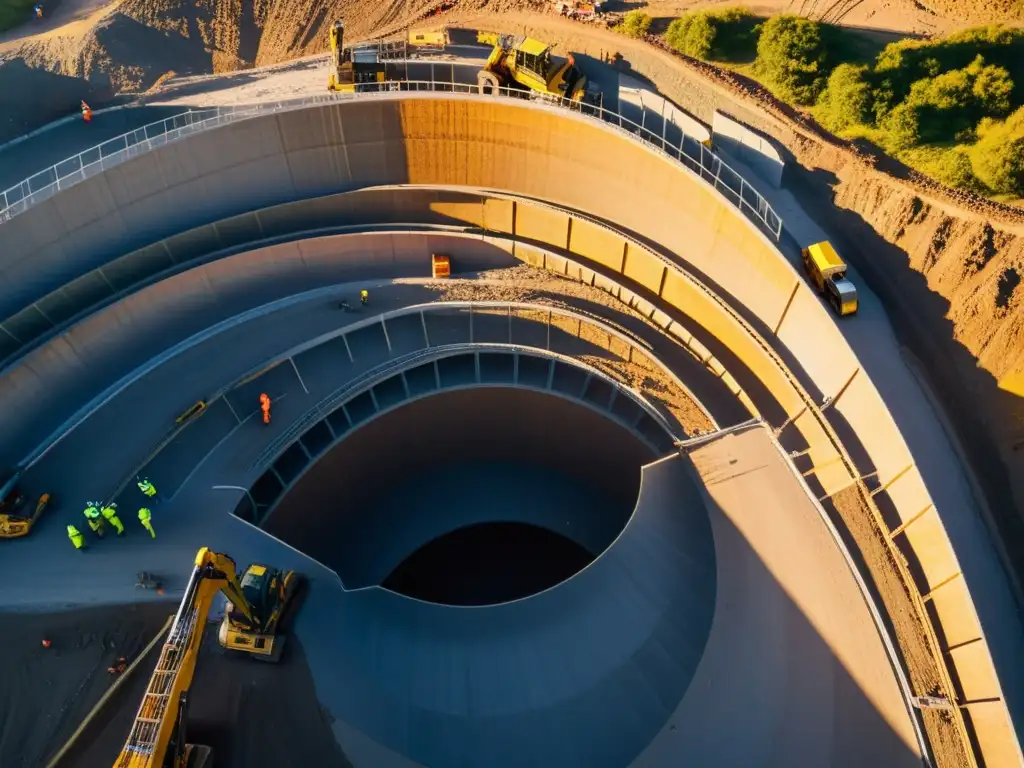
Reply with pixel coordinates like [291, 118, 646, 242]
[263, 387, 653, 587]
[790, 164, 1024, 601]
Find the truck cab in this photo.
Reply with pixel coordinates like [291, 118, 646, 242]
[801, 241, 858, 317]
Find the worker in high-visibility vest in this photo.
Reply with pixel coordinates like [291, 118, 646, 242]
[83, 503, 105, 538]
[101, 503, 125, 535]
[360, 289, 369, 306]
[137, 478, 157, 498]
[259, 393, 271, 425]
[67, 524, 86, 550]
[137, 507, 156, 538]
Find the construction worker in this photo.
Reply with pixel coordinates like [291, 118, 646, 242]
[80, 101, 92, 122]
[101, 503, 125, 535]
[259, 392, 271, 424]
[137, 477, 157, 498]
[138, 507, 156, 538]
[34, 4, 43, 18]
[82, 512, 104, 540]
[67, 524, 86, 550]
[360, 289, 369, 306]
[107, 657, 128, 676]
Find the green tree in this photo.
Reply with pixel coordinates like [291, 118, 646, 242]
[665, 13, 715, 59]
[970, 107, 1024, 195]
[816, 64, 873, 132]
[621, 10, 652, 39]
[755, 14, 827, 105]
[664, 8, 756, 61]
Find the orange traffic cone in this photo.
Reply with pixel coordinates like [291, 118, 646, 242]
[259, 393, 271, 424]
[41, 638, 51, 648]
[80, 101, 92, 122]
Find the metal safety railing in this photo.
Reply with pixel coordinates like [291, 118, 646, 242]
[0, 77, 783, 239]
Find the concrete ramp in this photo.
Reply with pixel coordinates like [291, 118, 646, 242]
[635, 424, 923, 767]
[296, 456, 717, 767]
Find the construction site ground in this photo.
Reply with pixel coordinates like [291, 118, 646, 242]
[1, 3, 1022, 765]
[0, 603, 350, 767]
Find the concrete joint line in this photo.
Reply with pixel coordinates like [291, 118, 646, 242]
[889, 504, 935, 539]
[921, 571, 964, 602]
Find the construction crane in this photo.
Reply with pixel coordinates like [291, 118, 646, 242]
[328, 19, 386, 92]
[113, 547, 304, 768]
[476, 36, 603, 109]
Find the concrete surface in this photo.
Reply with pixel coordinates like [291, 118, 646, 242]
[0, 91, 1015, 761]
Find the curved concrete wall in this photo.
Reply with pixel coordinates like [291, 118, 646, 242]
[265, 386, 656, 588]
[4, 94, 1015, 762]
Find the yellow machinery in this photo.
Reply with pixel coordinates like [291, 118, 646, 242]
[477, 36, 603, 109]
[114, 548, 303, 767]
[431, 253, 451, 278]
[0, 468, 50, 538]
[801, 241, 859, 317]
[328, 19, 386, 92]
[409, 29, 448, 48]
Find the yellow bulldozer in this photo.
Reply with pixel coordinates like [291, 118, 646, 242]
[0, 468, 51, 538]
[477, 36, 603, 109]
[328, 19, 387, 92]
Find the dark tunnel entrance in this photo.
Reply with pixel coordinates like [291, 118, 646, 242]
[263, 387, 658, 602]
[383, 521, 595, 605]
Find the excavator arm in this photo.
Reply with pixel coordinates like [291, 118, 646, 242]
[113, 548, 257, 768]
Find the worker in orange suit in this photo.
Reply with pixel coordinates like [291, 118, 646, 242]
[80, 101, 92, 122]
[259, 393, 271, 424]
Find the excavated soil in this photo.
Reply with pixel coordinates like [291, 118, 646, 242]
[430, 265, 718, 436]
[828, 485, 971, 767]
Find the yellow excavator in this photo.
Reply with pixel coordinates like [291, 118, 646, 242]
[328, 19, 386, 92]
[0, 468, 51, 538]
[114, 548, 304, 768]
[477, 36, 603, 109]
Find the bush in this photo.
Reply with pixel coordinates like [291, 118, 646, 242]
[873, 25, 1024, 116]
[816, 64, 873, 132]
[970, 107, 1024, 195]
[969, 56, 1014, 116]
[755, 14, 827, 105]
[665, 13, 715, 58]
[621, 10, 652, 39]
[936, 149, 984, 191]
[664, 7, 755, 61]
[884, 56, 1016, 144]
[882, 102, 921, 150]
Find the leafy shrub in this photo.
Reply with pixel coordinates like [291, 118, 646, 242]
[664, 7, 755, 61]
[969, 57, 1014, 116]
[903, 146, 986, 192]
[665, 13, 715, 58]
[970, 107, 1024, 195]
[621, 10, 652, 39]
[755, 14, 827, 105]
[816, 64, 873, 132]
[884, 56, 1015, 144]
[873, 25, 1024, 116]
[882, 102, 921, 150]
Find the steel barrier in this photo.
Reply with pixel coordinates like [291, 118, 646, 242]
[0, 79, 783, 239]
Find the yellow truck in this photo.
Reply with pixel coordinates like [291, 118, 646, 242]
[801, 241, 858, 317]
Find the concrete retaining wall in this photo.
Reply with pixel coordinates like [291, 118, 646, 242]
[4, 95, 1015, 763]
[711, 110, 785, 188]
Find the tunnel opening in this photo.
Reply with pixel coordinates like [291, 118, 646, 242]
[264, 387, 659, 598]
[382, 520, 595, 605]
